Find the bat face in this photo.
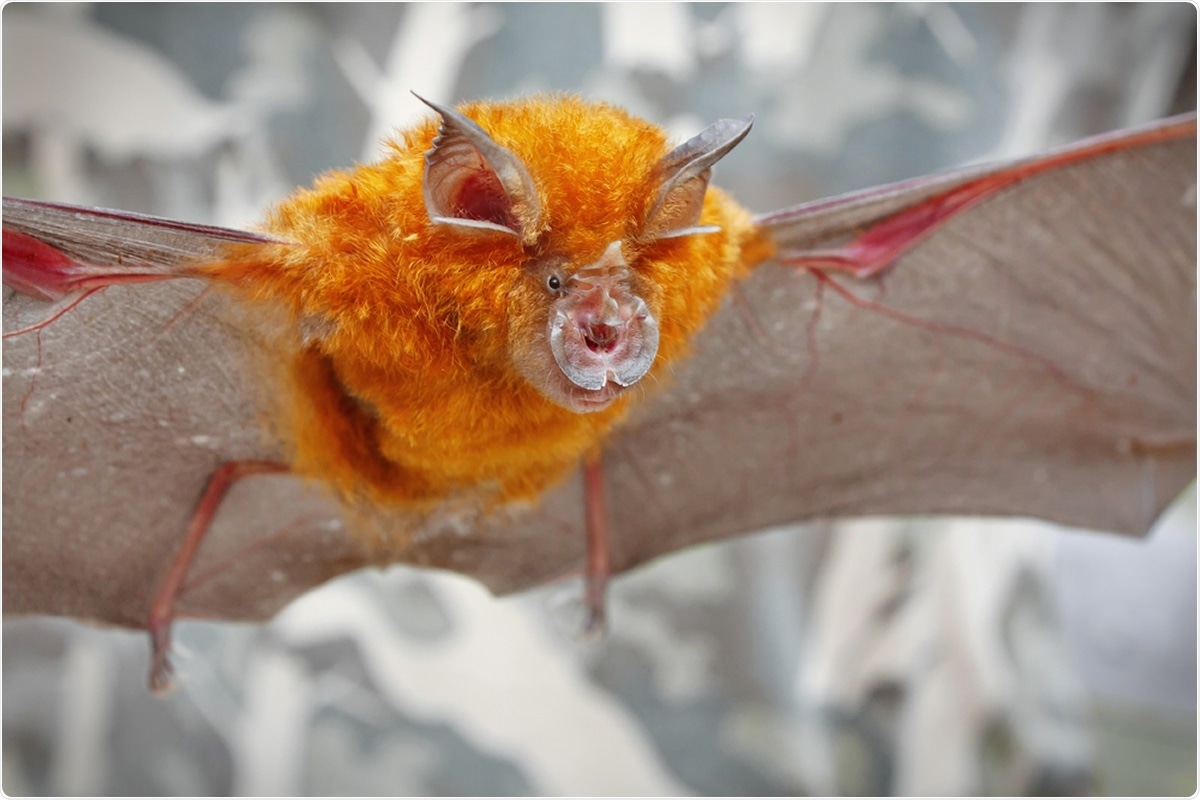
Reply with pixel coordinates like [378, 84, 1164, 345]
[415, 96, 754, 414]
[511, 239, 660, 412]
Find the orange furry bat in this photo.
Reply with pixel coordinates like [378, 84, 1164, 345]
[4, 95, 1196, 691]
[214, 96, 757, 507]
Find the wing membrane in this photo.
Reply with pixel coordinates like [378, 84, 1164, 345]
[2, 197, 283, 299]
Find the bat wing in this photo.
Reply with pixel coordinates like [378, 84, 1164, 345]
[3, 210, 366, 628]
[3, 114, 1195, 627]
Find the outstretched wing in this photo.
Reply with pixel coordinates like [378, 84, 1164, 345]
[588, 114, 1195, 579]
[3, 204, 360, 628]
[3, 114, 1195, 627]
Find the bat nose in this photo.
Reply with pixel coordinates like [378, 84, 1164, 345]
[572, 282, 631, 351]
[577, 287, 638, 355]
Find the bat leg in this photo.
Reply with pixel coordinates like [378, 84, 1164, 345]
[582, 454, 611, 635]
[147, 459, 289, 693]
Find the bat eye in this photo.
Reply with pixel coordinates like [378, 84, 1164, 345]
[546, 274, 562, 292]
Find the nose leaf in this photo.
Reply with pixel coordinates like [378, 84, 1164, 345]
[549, 292, 659, 391]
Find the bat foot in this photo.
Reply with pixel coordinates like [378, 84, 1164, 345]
[147, 616, 176, 694]
[543, 576, 609, 643]
[581, 454, 611, 643]
[143, 460, 289, 694]
[579, 603, 608, 643]
[580, 571, 609, 642]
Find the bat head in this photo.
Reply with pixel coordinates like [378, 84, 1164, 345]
[417, 95, 752, 414]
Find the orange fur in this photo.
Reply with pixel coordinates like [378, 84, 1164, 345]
[206, 95, 758, 538]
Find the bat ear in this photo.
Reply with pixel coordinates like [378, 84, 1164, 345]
[643, 114, 754, 241]
[414, 93, 543, 246]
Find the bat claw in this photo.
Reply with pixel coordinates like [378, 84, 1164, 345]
[582, 455, 612, 643]
[580, 600, 608, 643]
[147, 619, 175, 694]
[580, 567, 610, 640]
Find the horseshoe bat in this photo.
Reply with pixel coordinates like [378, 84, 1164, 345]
[3, 97, 1195, 691]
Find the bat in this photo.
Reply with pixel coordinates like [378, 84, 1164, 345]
[4, 96, 1195, 693]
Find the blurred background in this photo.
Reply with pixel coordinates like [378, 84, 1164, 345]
[3, 3, 1195, 795]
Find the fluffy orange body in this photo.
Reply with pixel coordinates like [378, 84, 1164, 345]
[206, 96, 764, 521]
